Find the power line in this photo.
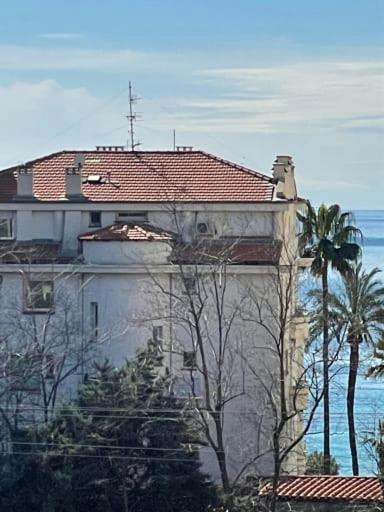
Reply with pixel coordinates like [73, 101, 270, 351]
[2, 450, 204, 463]
[1, 83, 132, 169]
[10, 440, 216, 453]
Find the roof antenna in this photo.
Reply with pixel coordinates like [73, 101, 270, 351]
[173, 129, 176, 151]
[126, 82, 141, 151]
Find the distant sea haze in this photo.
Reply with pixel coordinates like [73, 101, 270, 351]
[305, 210, 384, 475]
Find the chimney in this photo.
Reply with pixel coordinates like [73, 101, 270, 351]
[65, 153, 85, 199]
[176, 146, 193, 152]
[96, 145, 125, 152]
[272, 155, 297, 200]
[15, 166, 34, 199]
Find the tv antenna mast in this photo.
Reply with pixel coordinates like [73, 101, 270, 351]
[126, 81, 141, 151]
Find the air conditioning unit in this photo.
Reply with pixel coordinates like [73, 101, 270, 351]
[196, 221, 215, 236]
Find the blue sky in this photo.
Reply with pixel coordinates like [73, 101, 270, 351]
[0, 0, 383, 207]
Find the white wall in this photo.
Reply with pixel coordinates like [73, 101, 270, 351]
[82, 241, 172, 265]
[9, 205, 277, 248]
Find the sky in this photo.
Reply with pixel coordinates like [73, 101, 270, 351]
[0, 0, 383, 208]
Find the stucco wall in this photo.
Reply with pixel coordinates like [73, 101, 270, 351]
[6, 204, 281, 249]
[83, 240, 172, 265]
[276, 501, 380, 511]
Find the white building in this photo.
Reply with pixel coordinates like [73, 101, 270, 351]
[0, 146, 309, 480]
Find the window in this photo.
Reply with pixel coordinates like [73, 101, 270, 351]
[116, 211, 148, 223]
[0, 218, 13, 239]
[183, 276, 197, 294]
[153, 326, 164, 349]
[44, 354, 56, 379]
[90, 301, 99, 341]
[173, 376, 201, 399]
[183, 351, 197, 369]
[89, 211, 101, 227]
[24, 279, 54, 312]
[196, 221, 215, 236]
[8, 354, 40, 392]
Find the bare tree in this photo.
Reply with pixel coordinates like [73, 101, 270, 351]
[0, 246, 107, 444]
[138, 206, 325, 511]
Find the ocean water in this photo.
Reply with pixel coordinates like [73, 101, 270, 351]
[305, 210, 384, 475]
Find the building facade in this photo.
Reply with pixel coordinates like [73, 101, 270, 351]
[0, 147, 309, 480]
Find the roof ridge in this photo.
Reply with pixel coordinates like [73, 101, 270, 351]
[198, 150, 273, 183]
[1, 150, 68, 173]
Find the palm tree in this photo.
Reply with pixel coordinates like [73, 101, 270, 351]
[329, 264, 384, 475]
[297, 202, 361, 474]
[367, 338, 384, 378]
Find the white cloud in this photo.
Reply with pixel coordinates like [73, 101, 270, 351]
[168, 60, 384, 134]
[0, 45, 175, 72]
[0, 80, 127, 167]
[37, 33, 85, 41]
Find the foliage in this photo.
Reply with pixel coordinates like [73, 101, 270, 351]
[328, 263, 384, 474]
[0, 348, 217, 511]
[297, 201, 361, 474]
[368, 338, 384, 378]
[305, 451, 340, 475]
[365, 420, 384, 476]
[297, 202, 361, 276]
[330, 264, 384, 347]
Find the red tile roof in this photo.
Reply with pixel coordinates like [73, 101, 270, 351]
[172, 238, 282, 265]
[0, 242, 76, 264]
[260, 476, 384, 503]
[0, 150, 276, 203]
[79, 223, 174, 242]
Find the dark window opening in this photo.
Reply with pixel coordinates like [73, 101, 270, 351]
[90, 302, 99, 341]
[89, 211, 102, 227]
[183, 351, 197, 369]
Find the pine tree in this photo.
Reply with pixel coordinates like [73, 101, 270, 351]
[0, 348, 217, 511]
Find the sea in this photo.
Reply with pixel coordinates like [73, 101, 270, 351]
[305, 210, 384, 475]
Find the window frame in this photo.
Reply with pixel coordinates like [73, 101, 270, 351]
[153, 325, 164, 349]
[183, 276, 197, 295]
[24, 278, 54, 314]
[0, 217, 14, 240]
[90, 301, 99, 341]
[8, 354, 41, 393]
[116, 211, 148, 223]
[89, 211, 102, 227]
[182, 350, 197, 370]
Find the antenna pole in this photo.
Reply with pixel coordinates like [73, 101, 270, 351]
[173, 129, 176, 151]
[126, 82, 141, 151]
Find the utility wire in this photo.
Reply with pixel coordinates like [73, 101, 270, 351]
[2, 451, 206, 463]
[10, 441, 217, 453]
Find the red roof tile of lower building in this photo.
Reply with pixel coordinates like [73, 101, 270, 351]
[0, 149, 275, 203]
[79, 223, 174, 242]
[172, 238, 282, 265]
[0, 242, 77, 264]
[260, 476, 384, 503]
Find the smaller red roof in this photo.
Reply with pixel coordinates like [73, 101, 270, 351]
[0, 243, 76, 264]
[79, 223, 174, 242]
[260, 476, 384, 503]
[172, 238, 282, 265]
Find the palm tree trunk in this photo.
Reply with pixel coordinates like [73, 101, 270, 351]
[322, 264, 331, 474]
[347, 338, 360, 475]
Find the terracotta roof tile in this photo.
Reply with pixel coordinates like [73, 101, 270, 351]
[79, 223, 174, 242]
[0, 242, 76, 264]
[0, 150, 275, 203]
[260, 476, 384, 503]
[172, 238, 282, 265]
